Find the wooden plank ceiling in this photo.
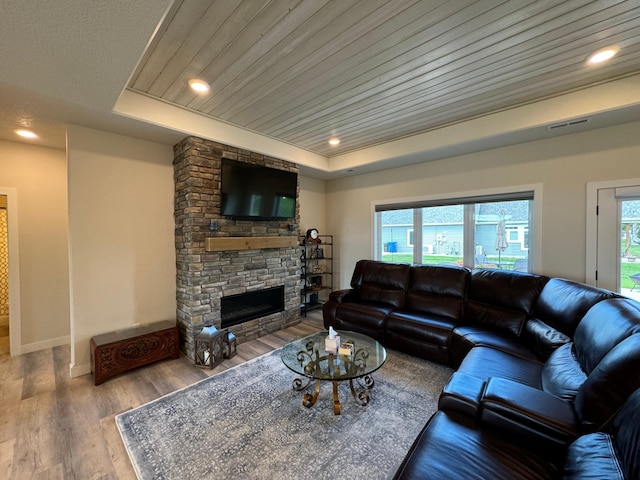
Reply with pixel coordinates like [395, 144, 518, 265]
[128, 0, 640, 157]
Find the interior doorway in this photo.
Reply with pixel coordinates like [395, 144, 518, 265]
[0, 187, 21, 356]
[0, 194, 8, 355]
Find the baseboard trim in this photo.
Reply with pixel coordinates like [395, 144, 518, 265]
[70, 362, 91, 378]
[21, 335, 70, 354]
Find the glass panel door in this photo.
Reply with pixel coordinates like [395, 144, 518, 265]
[620, 199, 640, 300]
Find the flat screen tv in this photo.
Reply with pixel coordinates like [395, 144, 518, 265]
[220, 158, 297, 220]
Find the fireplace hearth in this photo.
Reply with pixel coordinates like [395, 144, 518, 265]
[221, 286, 285, 329]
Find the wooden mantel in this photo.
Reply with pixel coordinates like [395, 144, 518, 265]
[205, 236, 299, 252]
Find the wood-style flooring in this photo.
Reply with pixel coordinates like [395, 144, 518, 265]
[0, 312, 324, 479]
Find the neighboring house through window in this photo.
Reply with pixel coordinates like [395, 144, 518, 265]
[374, 187, 539, 272]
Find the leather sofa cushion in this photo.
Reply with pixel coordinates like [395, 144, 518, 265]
[575, 334, 640, 430]
[612, 387, 640, 479]
[563, 433, 624, 480]
[573, 298, 640, 375]
[385, 312, 458, 363]
[449, 326, 539, 368]
[523, 318, 571, 360]
[456, 346, 543, 388]
[531, 277, 615, 338]
[541, 343, 586, 401]
[464, 269, 548, 336]
[333, 302, 392, 332]
[395, 411, 560, 479]
[385, 312, 456, 346]
[403, 264, 469, 320]
[350, 260, 410, 309]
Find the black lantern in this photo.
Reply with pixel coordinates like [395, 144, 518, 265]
[224, 331, 237, 359]
[194, 325, 225, 369]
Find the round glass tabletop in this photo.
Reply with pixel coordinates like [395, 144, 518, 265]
[281, 330, 387, 381]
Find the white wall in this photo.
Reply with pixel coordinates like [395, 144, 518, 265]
[299, 175, 327, 236]
[326, 121, 640, 289]
[67, 126, 176, 377]
[0, 139, 70, 352]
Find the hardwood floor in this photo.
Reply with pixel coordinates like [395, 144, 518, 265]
[0, 312, 324, 479]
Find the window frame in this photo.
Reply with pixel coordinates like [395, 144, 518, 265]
[372, 184, 542, 272]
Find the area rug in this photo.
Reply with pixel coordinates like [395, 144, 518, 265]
[116, 348, 452, 480]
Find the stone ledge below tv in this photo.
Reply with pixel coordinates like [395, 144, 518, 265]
[205, 236, 299, 252]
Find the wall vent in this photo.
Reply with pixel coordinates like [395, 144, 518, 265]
[547, 118, 590, 131]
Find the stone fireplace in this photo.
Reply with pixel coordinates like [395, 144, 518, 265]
[173, 136, 301, 359]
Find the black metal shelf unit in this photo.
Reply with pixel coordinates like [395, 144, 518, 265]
[300, 234, 333, 316]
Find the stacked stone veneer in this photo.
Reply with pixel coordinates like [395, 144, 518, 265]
[174, 136, 301, 359]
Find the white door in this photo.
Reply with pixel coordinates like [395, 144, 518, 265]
[593, 184, 640, 297]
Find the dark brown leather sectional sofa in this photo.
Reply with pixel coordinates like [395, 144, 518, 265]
[323, 260, 640, 479]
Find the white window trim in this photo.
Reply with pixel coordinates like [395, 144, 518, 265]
[372, 184, 543, 271]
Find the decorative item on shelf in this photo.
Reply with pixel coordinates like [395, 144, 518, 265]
[305, 228, 320, 243]
[194, 325, 226, 369]
[224, 330, 237, 359]
[316, 248, 324, 259]
[312, 264, 323, 273]
[310, 275, 322, 290]
[325, 326, 340, 354]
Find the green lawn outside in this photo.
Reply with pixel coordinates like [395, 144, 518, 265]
[381, 253, 520, 268]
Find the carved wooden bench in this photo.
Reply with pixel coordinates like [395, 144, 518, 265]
[90, 320, 180, 385]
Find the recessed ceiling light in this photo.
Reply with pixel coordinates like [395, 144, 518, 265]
[15, 129, 38, 139]
[586, 45, 620, 65]
[188, 78, 211, 94]
[328, 137, 340, 146]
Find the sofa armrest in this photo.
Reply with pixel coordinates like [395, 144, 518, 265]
[323, 289, 358, 330]
[327, 289, 356, 303]
[438, 372, 486, 418]
[480, 377, 579, 448]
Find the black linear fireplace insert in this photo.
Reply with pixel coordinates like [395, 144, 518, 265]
[221, 285, 285, 329]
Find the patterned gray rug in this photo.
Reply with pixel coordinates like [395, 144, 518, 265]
[116, 348, 452, 480]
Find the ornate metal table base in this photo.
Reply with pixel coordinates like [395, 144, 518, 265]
[292, 374, 375, 415]
[289, 341, 376, 415]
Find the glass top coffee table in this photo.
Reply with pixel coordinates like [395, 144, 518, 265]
[281, 330, 387, 415]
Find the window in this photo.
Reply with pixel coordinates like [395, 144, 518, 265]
[375, 192, 534, 272]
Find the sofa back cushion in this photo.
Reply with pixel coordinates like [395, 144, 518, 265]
[612, 386, 640, 479]
[565, 387, 640, 479]
[532, 278, 616, 336]
[404, 265, 469, 321]
[349, 259, 410, 309]
[573, 298, 640, 375]
[525, 278, 616, 359]
[574, 334, 640, 429]
[463, 269, 548, 336]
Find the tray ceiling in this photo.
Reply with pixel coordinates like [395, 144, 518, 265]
[128, 0, 640, 157]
